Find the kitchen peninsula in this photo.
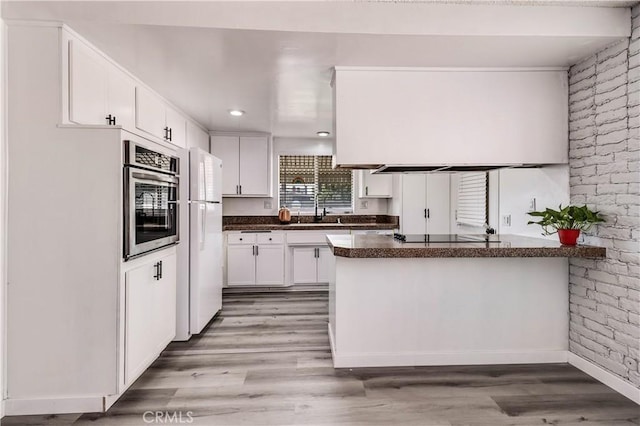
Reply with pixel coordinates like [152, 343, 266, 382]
[327, 234, 606, 368]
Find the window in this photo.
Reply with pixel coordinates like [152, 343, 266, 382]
[279, 155, 353, 213]
[456, 172, 488, 227]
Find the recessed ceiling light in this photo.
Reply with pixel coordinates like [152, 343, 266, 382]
[317, 131, 330, 137]
[229, 109, 245, 117]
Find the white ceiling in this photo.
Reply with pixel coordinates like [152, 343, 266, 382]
[2, 1, 634, 138]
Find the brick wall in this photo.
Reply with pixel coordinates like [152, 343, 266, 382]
[568, 5, 640, 387]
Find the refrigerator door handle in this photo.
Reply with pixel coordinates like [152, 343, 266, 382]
[200, 204, 206, 247]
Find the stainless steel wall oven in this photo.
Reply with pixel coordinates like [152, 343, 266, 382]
[124, 140, 179, 259]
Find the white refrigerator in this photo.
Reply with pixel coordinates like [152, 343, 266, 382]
[176, 148, 223, 340]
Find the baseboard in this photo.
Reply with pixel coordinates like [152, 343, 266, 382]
[330, 347, 568, 368]
[568, 352, 640, 405]
[4, 395, 106, 416]
[103, 392, 124, 411]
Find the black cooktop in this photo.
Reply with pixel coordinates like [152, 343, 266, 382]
[393, 233, 501, 243]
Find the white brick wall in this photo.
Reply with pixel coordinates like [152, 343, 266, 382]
[568, 5, 640, 388]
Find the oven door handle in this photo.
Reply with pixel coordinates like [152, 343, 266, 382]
[131, 171, 179, 185]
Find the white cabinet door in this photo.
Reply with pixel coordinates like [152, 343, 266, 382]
[211, 136, 240, 196]
[107, 66, 135, 130]
[255, 245, 284, 285]
[239, 136, 270, 196]
[155, 253, 177, 349]
[359, 170, 393, 198]
[316, 247, 333, 283]
[293, 247, 318, 284]
[426, 174, 451, 234]
[401, 174, 427, 234]
[68, 39, 108, 125]
[227, 245, 256, 285]
[187, 121, 209, 151]
[165, 107, 187, 149]
[135, 86, 166, 140]
[125, 252, 176, 385]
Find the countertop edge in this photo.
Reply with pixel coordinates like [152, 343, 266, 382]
[327, 244, 607, 259]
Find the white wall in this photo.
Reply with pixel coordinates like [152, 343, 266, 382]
[221, 137, 388, 216]
[497, 166, 570, 238]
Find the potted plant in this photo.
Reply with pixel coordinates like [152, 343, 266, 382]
[527, 204, 605, 245]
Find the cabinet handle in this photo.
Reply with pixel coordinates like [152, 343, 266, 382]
[164, 127, 169, 140]
[252, 245, 255, 256]
[424, 208, 427, 219]
[105, 114, 116, 125]
[365, 186, 368, 196]
[168, 127, 173, 141]
[158, 260, 163, 280]
[153, 262, 160, 280]
[427, 208, 430, 219]
[236, 185, 239, 194]
[239, 185, 242, 195]
[256, 245, 259, 256]
[239, 237, 243, 241]
[269, 237, 272, 241]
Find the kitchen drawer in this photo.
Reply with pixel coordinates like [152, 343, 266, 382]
[286, 230, 349, 245]
[227, 233, 256, 245]
[257, 233, 284, 244]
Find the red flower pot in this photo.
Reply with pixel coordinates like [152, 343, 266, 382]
[558, 229, 580, 245]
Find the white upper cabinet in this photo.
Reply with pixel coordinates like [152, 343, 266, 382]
[211, 136, 241, 196]
[135, 86, 187, 148]
[333, 68, 568, 167]
[68, 39, 108, 125]
[239, 136, 270, 196]
[107, 66, 136, 130]
[359, 170, 393, 198]
[68, 39, 136, 129]
[186, 121, 209, 151]
[165, 106, 187, 149]
[135, 86, 166, 140]
[211, 135, 270, 197]
[65, 31, 195, 144]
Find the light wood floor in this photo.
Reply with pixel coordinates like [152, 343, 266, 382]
[4, 289, 639, 425]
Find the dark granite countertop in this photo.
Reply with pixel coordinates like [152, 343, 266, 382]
[222, 215, 399, 232]
[223, 223, 398, 231]
[327, 234, 607, 258]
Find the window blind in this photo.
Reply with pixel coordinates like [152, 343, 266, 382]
[456, 172, 488, 227]
[279, 155, 353, 213]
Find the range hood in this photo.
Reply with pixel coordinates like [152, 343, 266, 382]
[371, 164, 548, 174]
[332, 68, 569, 170]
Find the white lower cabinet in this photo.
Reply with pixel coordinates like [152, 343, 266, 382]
[227, 244, 256, 285]
[227, 232, 284, 286]
[316, 247, 332, 283]
[292, 247, 318, 284]
[401, 174, 451, 234]
[124, 251, 176, 385]
[256, 245, 286, 285]
[293, 246, 332, 284]
[287, 230, 349, 285]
